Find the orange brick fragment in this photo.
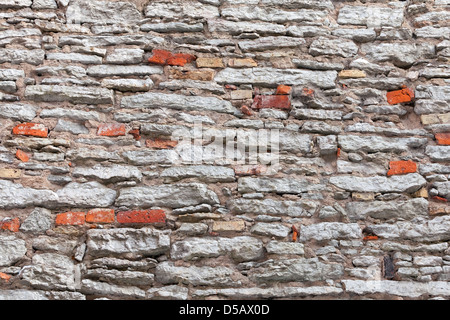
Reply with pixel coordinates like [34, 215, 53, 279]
[435, 133, 450, 145]
[363, 235, 379, 241]
[97, 123, 126, 137]
[433, 196, 447, 202]
[0, 218, 20, 232]
[251, 95, 291, 110]
[117, 209, 166, 224]
[387, 160, 417, 176]
[16, 150, 30, 162]
[301, 88, 315, 98]
[387, 87, 415, 105]
[0, 272, 11, 282]
[55, 212, 85, 226]
[12, 123, 48, 138]
[276, 85, 292, 95]
[292, 225, 299, 242]
[148, 49, 196, 67]
[128, 129, 141, 141]
[86, 209, 115, 224]
[146, 138, 178, 149]
[240, 105, 253, 116]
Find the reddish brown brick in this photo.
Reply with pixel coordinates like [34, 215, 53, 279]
[97, 123, 126, 137]
[55, 212, 85, 226]
[16, 150, 30, 162]
[148, 49, 196, 67]
[128, 129, 141, 141]
[275, 85, 292, 95]
[387, 160, 417, 176]
[86, 209, 115, 224]
[0, 272, 11, 282]
[251, 95, 291, 110]
[387, 87, 414, 105]
[12, 123, 48, 138]
[240, 105, 253, 116]
[116, 209, 166, 224]
[435, 133, 450, 145]
[0, 218, 20, 232]
[146, 138, 178, 149]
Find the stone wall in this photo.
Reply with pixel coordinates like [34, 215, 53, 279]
[0, 0, 449, 300]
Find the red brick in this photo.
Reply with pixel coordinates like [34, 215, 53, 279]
[363, 235, 379, 241]
[387, 87, 415, 105]
[146, 138, 178, 149]
[435, 133, 450, 145]
[55, 212, 85, 226]
[251, 95, 291, 110]
[116, 209, 166, 224]
[0, 218, 20, 232]
[292, 225, 299, 242]
[86, 209, 115, 224]
[301, 88, 315, 98]
[148, 49, 196, 67]
[16, 150, 30, 162]
[128, 129, 141, 141]
[0, 272, 11, 282]
[240, 105, 253, 116]
[148, 49, 172, 65]
[97, 124, 126, 137]
[276, 85, 292, 95]
[387, 160, 417, 176]
[12, 123, 48, 138]
[433, 196, 447, 202]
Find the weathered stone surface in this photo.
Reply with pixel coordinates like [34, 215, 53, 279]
[0, 0, 32, 8]
[101, 79, 154, 92]
[73, 165, 142, 183]
[46, 53, 102, 65]
[227, 198, 317, 217]
[299, 222, 362, 242]
[0, 103, 36, 121]
[20, 208, 52, 234]
[310, 37, 358, 57]
[238, 177, 325, 194]
[86, 228, 171, 258]
[361, 43, 435, 68]
[80, 279, 145, 299]
[0, 290, 84, 300]
[250, 222, 291, 238]
[239, 36, 305, 52]
[24, 85, 114, 105]
[84, 268, 154, 287]
[0, 49, 44, 65]
[105, 49, 144, 65]
[330, 173, 426, 193]
[338, 135, 427, 153]
[161, 165, 235, 183]
[122, 150, 177, 165]
[145, 1, 219, 20]
[338, 6, 404, 28]
[208, 19, 287, 35]
[87, 65, 163, 77]
[116, 183, 219, 209]
[0, 234, 27, 267]
[54, 119, 89, 135]
[266, 241, 305, 255]
[0, 180, 58, 209]
[54, 182, 117, 208]
[426, 146, 450, 162]
[141, 22, 204, 33]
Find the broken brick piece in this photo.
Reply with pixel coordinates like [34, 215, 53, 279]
[275, 85, 292, 95]
[435, 133, 450, 145]
[363, 235, 379, 241]
[97, 123, 126, 137]
[251, 95, 291, 110]
[128, 129, 141, 141]
[240, 105, 253, 116]
[0, 272, 11, 282]
[148, 49, 172, 65]
[292, 225, 299, 242]
[55, 212, 85, 226]
[146, 138, 178, 149]
[386, 87, 415, 105]
[12, 123, 48, 138]
[16, 150, 30, 162]
[86, 209, 115, 224]
[387, 160, 417, 176]
[116, 209, 166, 224]
[433, 196, 448, 202]
[148, 49, 196, 67]
[0, 218, 20, 232]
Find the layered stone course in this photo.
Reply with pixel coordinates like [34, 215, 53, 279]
[0, 0, 449, 300]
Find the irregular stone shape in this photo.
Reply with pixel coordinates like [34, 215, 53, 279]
[66, 0, 142, 25]
[0, 234, 27, 267]
[146, 285, 189, 300]
[361, 43, 435, 68]
[73, 165, 143, 183]
[24, 85, 114, 105]
[338, 5, 404, 27]
[214, 67, 337, 89]
[0, 180, 58, 209]
[0, 290, 84, 300]
[266, 241, 305, 255]
[299, 222, 361, 242]
[101, 79, 153, 92]
[415, 85, 450, 101]
[141, 22, 204, 33]
[250, 222, 291, 238]
[336, 160, 386, 176]
[248, 258, 344, 283]
[309, 37, 358, 57]
[116, 183, 220, 209]
[159, 79, 225, 95]
[67, 148, 121, 162]
[121, 92, 235, 114]
[332, 28, 376, 43]
[87, 227, 171, 258]
[32, 0, 57, 9]
[0, 49, 45, 65]
[227, 198, 317, 217]
[85, 268, 154, 287]
[208, 19, 287, 35]
[46, 53, 102, 65]
[260, 0, 333, 10]
[170, 236, 264, 262]
[58, 35, 164, 47]
[0, 0, 32, 8]
[434, 181, 450, 200]
[80, 279, 145, 299]
[122, 150, 178, 165]
[426, 146, 450, 162]
[145, 1, 219, 20]
[0, 103, 37, 121]
[105, 49, 144, 65]
[19, 208, 52, 234]
[291, 108, 342, 120]
[330, 173, 426, 193]
[338, 135, 427, 153]
[0, 69, 25, 80]
[238, 177, 325, 194]
[346, 198, 428, 222]
[87, 65, 163, 77]
[54, 182, 116, 208]
[155, 262, 236, 287]
[20, 253, 76, 290]
[161, 165, 235, 183]
[239, 36, 305, 52]
[342, 280, 450, 298]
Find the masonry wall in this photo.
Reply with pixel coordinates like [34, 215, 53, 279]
[0, 0, 449, 300]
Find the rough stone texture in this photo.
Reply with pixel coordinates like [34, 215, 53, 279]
[0, 0, 449, 302]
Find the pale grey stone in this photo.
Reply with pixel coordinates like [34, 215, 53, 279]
[0, 81, 16, 93]
[345, 123, 429, 137]
[317, 135, 338, 155]
[87, 228, 171, 258]
[338, 135, 427, 153]
[155, 262, 237, 287]
[349, 58, 391, 74]
[46, 53, 102, 65]
[426, 146, 450, 162]
[291, 108, 342, 120]
[20, 208, 52, 234]
[0, 0, 32, 8]
[116, 183, 220, 209]
[340, 77, 408, 91]
[0, 69, 25, 80]
[58, 35, 165, 47]
[416, 26, 450, 39]
[0, 234, 27, 267]
[20, 253, 76, 291]
[161, 165, 235, 183]
[338, 6, 404, 28]
[24, 85, 114, 105]
[80, 279, 145, 299]
[0, 180, 58, 209]
[337, 160, 386, 175]
[141, 22, 204, 33]
[420, 163, 450, 175]
[51, 182, 115, 208]
[159, 79, 225, 95]
[260, 0, 333, 10]
[266, 241, 305, 255]
[176, 223, 209, 236]
[67, 148, 121, 162]
[73, 164, 142, 183]
[85, 268, 154, 287]
[105, 49, 144, 65]
[238, 177, 325, 194]
[248, 258, 344, 283]
[101, 79, 153, 92]
[292, 59, 344, 71]
[250, 222, 291, 238]
[286, 26, 330, 37]
[227, 198, 317, 217]
[122, 150, 177, 165]
[121, 92, 236, 114]
[361, 43, 435, 68]
[346, 198, 429, 221]
[0, 28, 41, 42]
[90, 257, 158, 271]
[309, 37, 358, 57]
[332, 28, 376, 42]
[32, 0, 57, 9]
[207, 19, 287, 35]
[31, 237, 77, 255]
[0, 103, 36, 121]
[239, 36, 305, 52]
[299, 222, 362, 242]
[329, 173, 426, 193]
[146, 285, 189, 300]
[87, 65, 163, 77]
[0, 49, 45, 65]
[53, 119, 89, 135]
[145, 1, 219, 20]
[214, 67, 338, 89]
[434, 181, 450, 200]
[415, 85, 450, 101]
